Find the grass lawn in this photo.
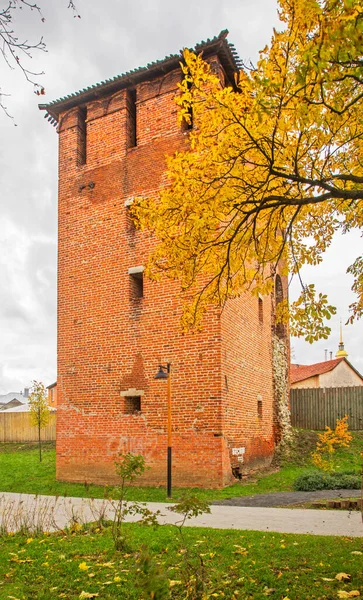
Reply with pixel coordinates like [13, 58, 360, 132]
[0, 431, 361, 503]
[0, 524, 362, 599]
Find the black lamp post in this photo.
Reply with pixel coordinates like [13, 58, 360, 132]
[154, 363, 172, 497]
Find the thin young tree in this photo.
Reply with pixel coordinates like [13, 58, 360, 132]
[28, 380, 50, 462]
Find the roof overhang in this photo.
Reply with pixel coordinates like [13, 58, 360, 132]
[39, 30, 242, 125]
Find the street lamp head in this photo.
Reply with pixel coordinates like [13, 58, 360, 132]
[154, 365, 169, 380]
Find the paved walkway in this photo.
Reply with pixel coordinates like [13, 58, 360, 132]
[213, 489, 361, 507]
[1, 492, 362, 537]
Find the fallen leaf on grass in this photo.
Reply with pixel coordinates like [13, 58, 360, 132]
[263, 587, 276, 595]
[169, 580, 182, 587]
[79, 592, 99, 599]
[351, 551, 362, 556]
[337, 592, 360, 598]
[79, 562, 89, 571]
[336, 573, 351, 582]
[10, 558, 33, 564]
[322, 578, 334, 582]
[233, 545, 248, 555]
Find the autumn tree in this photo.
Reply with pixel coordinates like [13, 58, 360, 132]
[133, 0, 363, 341]
[0, 1, 79, 117]
[28, 380, 50, 462]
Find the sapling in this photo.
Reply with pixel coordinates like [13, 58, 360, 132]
[112, 452, 161, 550]
[28, 380, 50, 462]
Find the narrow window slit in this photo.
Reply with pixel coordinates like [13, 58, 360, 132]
[127, 89, 137, 148]
[78, 107, 87, 165]
[257, 399, 263, 419]
[128, 266, 144, 299]
[258, 296, 263, 324]
[181, 74, 193, 131]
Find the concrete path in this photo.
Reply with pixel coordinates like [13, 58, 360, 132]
[0, 492, 362, 537]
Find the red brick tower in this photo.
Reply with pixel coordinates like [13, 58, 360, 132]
[40, 32, 289, 488]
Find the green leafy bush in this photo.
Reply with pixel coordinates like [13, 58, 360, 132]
[293, 470, 361, 492]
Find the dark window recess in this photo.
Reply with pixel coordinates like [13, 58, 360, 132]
[257, 399, 263, 419]
[181, 75, 193, 131]
[127, 89, 137, 148]
[126, 208, 136, 233]
[258, 297, 263, 324]
[130, 271, 143, 299]
[275, 274, 285, 338]
[78, 107, 87, 165]
[124, 396, 141, 414]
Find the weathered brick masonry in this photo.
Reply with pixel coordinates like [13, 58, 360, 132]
[40, 32, 289, 488]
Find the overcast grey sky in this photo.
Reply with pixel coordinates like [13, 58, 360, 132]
[0, 0, 362, 394]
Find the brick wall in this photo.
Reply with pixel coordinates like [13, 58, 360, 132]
[56, 55, 285, 488]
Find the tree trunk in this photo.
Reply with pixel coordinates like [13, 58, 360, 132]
[38, 408, 42, 462]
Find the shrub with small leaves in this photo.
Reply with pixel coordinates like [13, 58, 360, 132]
[168, 495, 211, 599]
[293, 470, 361, 492]
[136, 546, 170, 600]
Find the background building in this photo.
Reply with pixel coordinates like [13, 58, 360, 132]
[291, 332, 363, 389]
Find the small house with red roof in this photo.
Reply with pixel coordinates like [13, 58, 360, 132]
[291, 327, 363, 389]
[291, 357, 363, 389]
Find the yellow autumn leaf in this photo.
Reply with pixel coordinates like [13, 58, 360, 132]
[337, 592, 360, 599]
[79, 562, 89, 571]
[79, 592, 99, 599]
[263, 587, 276, 596]
[351, 551, 362, 556]
[26, 538, 33, 544]
[169, 580, 182, 587]
[114, 576, 121, 583]
[336, 573, 351, 582]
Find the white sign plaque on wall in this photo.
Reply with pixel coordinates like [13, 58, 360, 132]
[232, 447, 246, 462]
